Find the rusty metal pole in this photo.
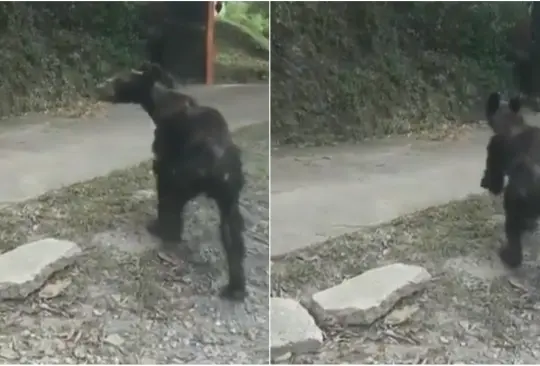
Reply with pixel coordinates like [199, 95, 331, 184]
[205, 1, 216, 85]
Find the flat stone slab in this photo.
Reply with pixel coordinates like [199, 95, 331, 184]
[311, 263, 431, 325]
[0, 238, 82, 300]
[270, 297, 323, 359]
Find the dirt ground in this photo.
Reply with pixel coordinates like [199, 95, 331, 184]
[272, 192, 540, 364]
[0, 121, 269, 364]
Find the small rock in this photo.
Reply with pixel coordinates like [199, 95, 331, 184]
[0, 238, 81, 300]
[73, 346, 86, 359]
[21, 329, 31, 338]
[384, 304, 419, 325]
[104, 334, 125, 347]
[93, 309, 104, 316]
[270, 297, 323, 359]
[132, 189, 155, 201]
[311, 263, 431, 325]
[245, 329, 256, 341]
[440, 336, 450, 344]
[273, 351, 292, 363]
[39, 278, 72, 299]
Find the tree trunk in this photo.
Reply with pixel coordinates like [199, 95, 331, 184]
[530, 2, 540, 96]
[145, 2, 209, 84]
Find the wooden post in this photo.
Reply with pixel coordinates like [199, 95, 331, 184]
[205, 1, 216, 85]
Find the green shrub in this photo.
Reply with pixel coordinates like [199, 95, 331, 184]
[221, 1, 269, 39]
[0, 2, 145, 119]
[271, 2, 528, 146]
[0, 2, 269, 119]
[214, 1, 269, 83]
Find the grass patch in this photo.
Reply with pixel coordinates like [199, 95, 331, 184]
[272, 194, 540, 363]
[0, 3, 144, 121]
[214, 12, 269, 83]
[220, 1, 269, 39]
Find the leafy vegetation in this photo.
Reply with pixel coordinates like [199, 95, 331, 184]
[0, 2, 145, 119]
[220, 1, 269, 39]
[271, 2, 530, 146]
[215, 1, 270, 83]
[0, 2, 269, 121]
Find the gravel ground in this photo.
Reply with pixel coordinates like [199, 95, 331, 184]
[0, 121, 269, 364]
[272, 193, 540, 364]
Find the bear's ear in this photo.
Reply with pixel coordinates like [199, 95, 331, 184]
[136, 62, 175, 88]
[160, 71, 176, 89]
[485, 92, 499, 132]
[140, 61, 152, 70]
[152, 66, 176, 88]
[485, 92, 526, 135]
[149, 63, 164, 78]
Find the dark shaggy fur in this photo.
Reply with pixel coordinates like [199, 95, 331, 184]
[481, 91, 540, 268]
[96, 62, 247, 301]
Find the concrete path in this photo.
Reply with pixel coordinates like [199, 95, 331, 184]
[270, 114, 538, 258]
[0, 83, 269, 205]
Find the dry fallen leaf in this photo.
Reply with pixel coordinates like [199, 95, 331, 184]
[157, 250, 182, 266]
[104, 333, 125, 347]
[384, 305, 420, 326]
[508, 276, 529, 293]
[39, 278, 72, 299]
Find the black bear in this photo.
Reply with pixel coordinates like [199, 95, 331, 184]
[96, 63, 247, 301]
[481, 91, 540, 268]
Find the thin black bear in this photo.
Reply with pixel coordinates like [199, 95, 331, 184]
[96, 63, 247, 301]
[481, 91, 540, 268]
